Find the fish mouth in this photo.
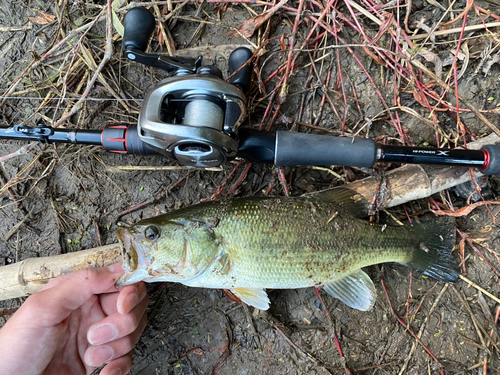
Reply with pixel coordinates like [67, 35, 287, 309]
[115, 228, 150, 286]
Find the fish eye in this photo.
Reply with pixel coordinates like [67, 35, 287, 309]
[145, 225, 160, 241]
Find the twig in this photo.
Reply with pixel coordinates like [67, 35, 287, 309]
[459, 274, 500, 304]
[110, 165, 223, 172]
[409, 20, 500, 40]
[53, 0, 115, 127]
[398, 284, 449, 375]
[274, 325, 333, 374]
[409, 57, 500, 137]
[0, 142, 38, 163]
[314, 287, 351, 375]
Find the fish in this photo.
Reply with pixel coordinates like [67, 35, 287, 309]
[116, 187, 458, 311]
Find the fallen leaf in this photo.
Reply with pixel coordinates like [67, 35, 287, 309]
[232, 0, 288, 38]
[279, 34, 287, 51]
[431, 201, 500, 217]
[417, 49, 443, 80]
[441, 0, 474, 27]
[28, 12, 55, 25]
[157, 27, 165, 48]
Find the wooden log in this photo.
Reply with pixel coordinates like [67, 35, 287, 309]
[0, 244, 121, 301]
[1, 133, 498, 301]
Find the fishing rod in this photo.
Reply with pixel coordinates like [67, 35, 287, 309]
[1, 8, 500, 176]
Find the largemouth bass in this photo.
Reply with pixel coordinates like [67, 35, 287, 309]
[116, 188, 458, 311]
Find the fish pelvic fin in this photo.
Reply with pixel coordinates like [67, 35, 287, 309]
[403, 216, 458, 283]
[232, 287, 270, 310]
[323, 270, 376, 311]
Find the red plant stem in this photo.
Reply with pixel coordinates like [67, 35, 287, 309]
[314, 287, 352, 375]
[331, 3, 349, 133]
[379, 274, 444, 374]
[211, 160, 243, 200]
[227, 163, 252, 196]
[277, 166, 289, 196]
[259, 78, 283, 131]
[458, 229, 500, 276]
[474, 4, 500, 21]
[308, 8, 403, 138]
[264, 172, 278, 195]
[278, 0, 304, 103]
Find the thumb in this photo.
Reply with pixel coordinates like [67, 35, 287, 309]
[21, 265, 124, 327]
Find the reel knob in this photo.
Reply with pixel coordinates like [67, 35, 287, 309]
[228, 47, 253, 92]
[123, 8, 156, 53]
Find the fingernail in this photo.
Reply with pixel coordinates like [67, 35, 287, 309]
[88, 345, 114, 366]
[89, 323, 119, 345]
[108, 263, 123, 273]
[120, 292, 138, 314]
[108, 368, 122, 375]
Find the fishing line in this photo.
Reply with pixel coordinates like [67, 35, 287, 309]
[0, 96, 144, 101]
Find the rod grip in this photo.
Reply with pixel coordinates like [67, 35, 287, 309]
[122, 8, 156, 52]
[275, 131, 377, 167]
[481, 145, 500, 175]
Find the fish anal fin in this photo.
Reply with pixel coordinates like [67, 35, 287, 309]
[232, 287, 270, 310]
[323, 270, 376, 311]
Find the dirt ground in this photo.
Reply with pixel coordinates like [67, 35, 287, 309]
[1, 0, 500, 374]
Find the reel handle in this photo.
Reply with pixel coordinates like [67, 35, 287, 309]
[122, 7, 156, 52]
[228, 47, 253, 92]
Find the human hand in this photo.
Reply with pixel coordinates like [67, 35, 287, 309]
[0, 263, 149, 375]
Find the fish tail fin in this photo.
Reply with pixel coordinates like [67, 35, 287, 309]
[402, 216, 459, 283]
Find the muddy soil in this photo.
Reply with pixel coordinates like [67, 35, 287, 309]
[1, 1, 500, 374]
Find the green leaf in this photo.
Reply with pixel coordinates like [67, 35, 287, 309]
[112, 10, 124, 37]
[111, 0, 127, 37]
[112, 0, 127, 10]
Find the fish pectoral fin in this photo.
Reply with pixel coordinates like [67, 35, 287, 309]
[232, 287, 270, 310]
[323, 270, 376, 311]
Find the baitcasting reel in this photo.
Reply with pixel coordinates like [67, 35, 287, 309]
[123, 8, 252, 167]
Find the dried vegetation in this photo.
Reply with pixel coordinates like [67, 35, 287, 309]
[1, 0, 500, 374]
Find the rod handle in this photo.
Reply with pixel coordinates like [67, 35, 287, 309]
[275, 131, 377, 167]
[122, 8, 156, 52]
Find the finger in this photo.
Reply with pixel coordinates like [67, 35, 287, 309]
[99, 293, 120, 316]
[84, 312, 147, 367]
[42, 262, 124, 291]
[100, 351, 133, 375]
[107, 262, 124, 274]
[88, 294, 149, 345]
[21, 265, 124, 327]
[98, 281, 148, 321]
[117, 282, 148, 315]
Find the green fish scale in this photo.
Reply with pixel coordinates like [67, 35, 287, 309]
[192, 197, 416, 289]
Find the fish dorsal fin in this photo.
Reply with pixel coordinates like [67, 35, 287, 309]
[323, 270, 376, 311]
[232, 287, 270, 310]
[304, 186, 368, 218]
